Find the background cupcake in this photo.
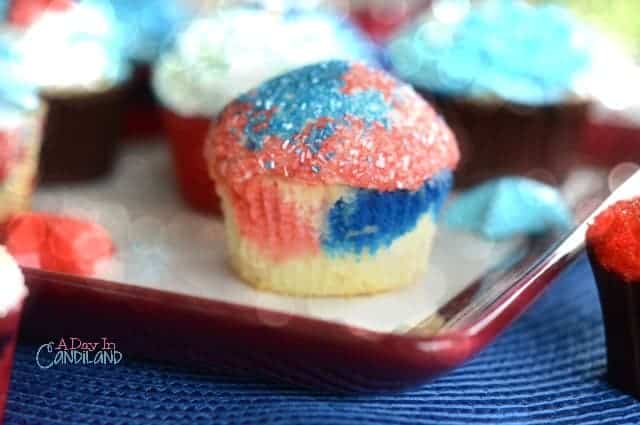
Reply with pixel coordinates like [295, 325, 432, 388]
[388, 0, 593, 186]
[153, 7, 380, 213]
[0, 247, 27, 425]
[86, 0, 194, 139]
[14, 2, 131, 183]
[0, 31, 44, 226]
[206, 61, 459, 297]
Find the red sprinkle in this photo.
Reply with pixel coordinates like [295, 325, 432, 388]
[3, 212, 114, 277]
[587, 198, 640, 283]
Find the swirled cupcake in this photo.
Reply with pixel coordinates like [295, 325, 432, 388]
[153, 7, 380, 213]
[206, 61, 459, 296]
[388, 0, 593, 186]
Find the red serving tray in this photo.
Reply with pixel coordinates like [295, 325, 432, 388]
[18, 231, 575, 393]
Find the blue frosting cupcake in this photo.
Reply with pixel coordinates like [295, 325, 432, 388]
[388, 0, 593, 105]
[84, 0, 193, 64]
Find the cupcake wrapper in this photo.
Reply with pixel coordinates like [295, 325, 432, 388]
[123, 63, 163, 140]
[424, 93, 589, 186]
[0, 304, 24, 425]
[587, 246, 640, 399]
[38, 83, 128, 183]
[218, 177, 441, 296]
[162, 108, 221, 214]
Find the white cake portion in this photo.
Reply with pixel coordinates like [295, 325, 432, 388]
[0, 246, 26, 318]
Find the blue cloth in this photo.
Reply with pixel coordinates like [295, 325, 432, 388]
[6, 255, 638, 425]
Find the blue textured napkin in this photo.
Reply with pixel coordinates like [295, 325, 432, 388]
[5, 255, 638, 425]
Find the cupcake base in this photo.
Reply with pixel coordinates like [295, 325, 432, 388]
[0, 305, 23, 425]
[226, 212, 436, 297]
[123, 63, 163, 140]
[38, 83, 128, 183]
[424, 94, 589, 186]
[162, 108, 220, 214]
[218, 177, 441, 297]
[587, 246, 640, 399]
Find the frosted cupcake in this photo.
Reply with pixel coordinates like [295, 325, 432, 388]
[206, 61, 459, 296]
[15, 2, 131, 182]
[153, 7, 380, 213]
[0, 31, 45, 226]
[0, 247, 27, 425]
[87, 0, 194, 138]
[388, 0, 593, 186]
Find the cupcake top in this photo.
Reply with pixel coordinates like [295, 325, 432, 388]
[152, 8, 380, 117]
[587, 198, 640, 283]
[0, 246, 27, 318]
[207, 60, 459, 192]
[388, 0, 593, 105]
[14, 2, 130, 92]
[87, 0, 193, 63]
[0, 30, 39, 115]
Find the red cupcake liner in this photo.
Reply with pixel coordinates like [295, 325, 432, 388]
[581, 119, 640, 167]
[0, 304, 23, 425]
[161, 108, 221, 214]
[123, 64, 164, 141]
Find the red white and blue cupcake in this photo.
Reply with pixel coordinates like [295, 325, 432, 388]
[206, 61, 459, 296]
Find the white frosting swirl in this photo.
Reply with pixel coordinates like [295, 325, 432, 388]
[152, 8, 377, 117]
[15, 3, 129, 91]
[0, 246, 26, 318]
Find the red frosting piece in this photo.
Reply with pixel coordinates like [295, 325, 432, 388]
[8, 0, 72, 27]
[587, 198, 640, 283]
[3, 213, 114, 276]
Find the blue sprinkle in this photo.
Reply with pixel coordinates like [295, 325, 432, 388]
[322, 170, 453, 256]
[239, 61, 392, 153]
[311, 164, 321, 173]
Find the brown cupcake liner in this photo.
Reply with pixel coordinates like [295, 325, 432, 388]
[587, 245, 640, 399]
[38, 82, 129, 183]
[420, 91, 590, 187]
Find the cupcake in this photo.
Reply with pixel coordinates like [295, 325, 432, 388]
[14, 2, 131, 183]
[153, 8, 380, 213]
[388, 0, 593, 186]
[206, 61, 459, 296]
[0, 247, 27, 425]
[86, 0, 194, 139]
[587, 198, 640, 398]
[0, 31, 45, 227]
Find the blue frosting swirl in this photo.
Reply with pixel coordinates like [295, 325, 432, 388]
[443, 177, 573, 241]
[388, 0, 592, 105]
[323, 170, 452, 256]
[0, 0, 8, 21]
[85, 0, 193, 63]
[0, 33, 39, 113]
